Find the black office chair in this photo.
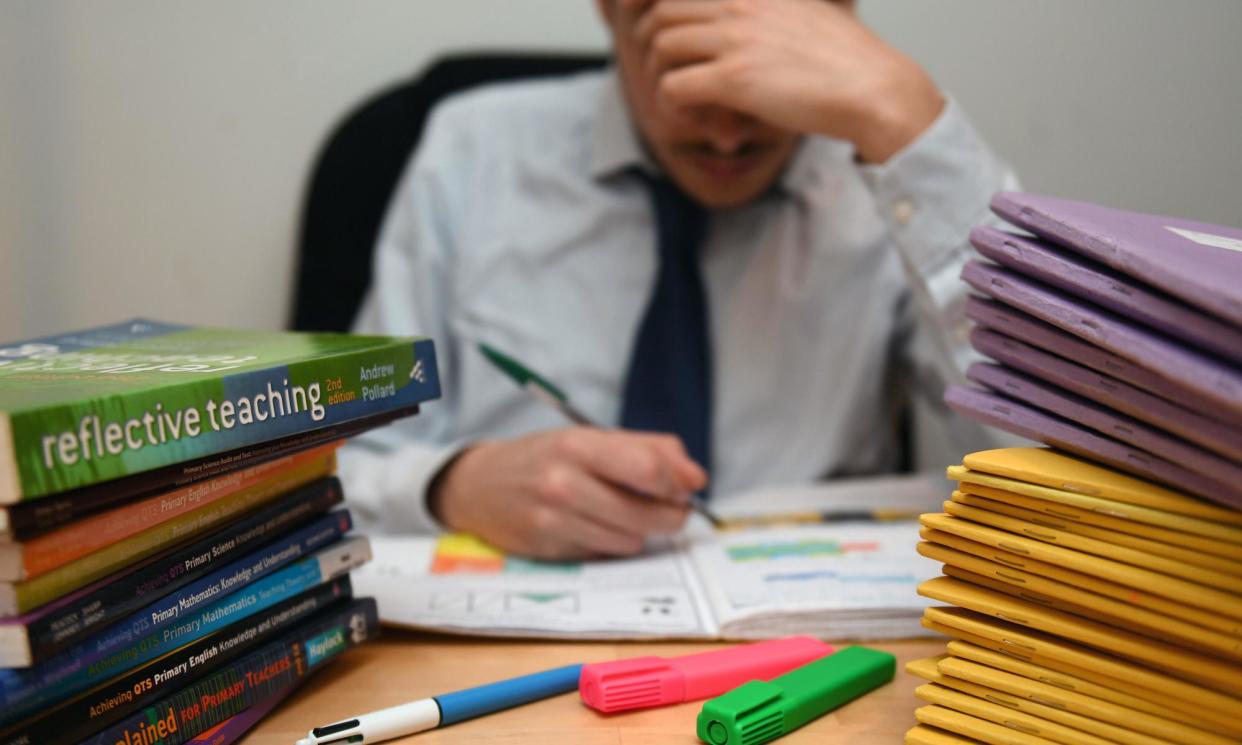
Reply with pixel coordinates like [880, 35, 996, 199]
[291, 51, 608, 333]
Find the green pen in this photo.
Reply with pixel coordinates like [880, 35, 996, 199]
[478, 342, 723, 528]
[695, 646, 896, 745]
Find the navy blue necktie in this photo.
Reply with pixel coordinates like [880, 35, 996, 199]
[620, 173, 713, 494]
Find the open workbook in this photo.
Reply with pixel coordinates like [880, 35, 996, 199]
[351, 522, 939, 640]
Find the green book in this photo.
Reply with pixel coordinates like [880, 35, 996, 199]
[0, 319, 440, 502]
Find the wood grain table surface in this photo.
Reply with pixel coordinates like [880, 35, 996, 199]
[244, 630, 941, 745]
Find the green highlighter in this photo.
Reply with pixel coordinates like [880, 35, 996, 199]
[695, 646, 895, 745]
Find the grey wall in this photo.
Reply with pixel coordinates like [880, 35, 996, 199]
[2, 1, 1240, 341]
[859, 1, 1242, 223]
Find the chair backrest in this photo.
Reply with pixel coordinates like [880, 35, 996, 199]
[291, 51, 608, 332]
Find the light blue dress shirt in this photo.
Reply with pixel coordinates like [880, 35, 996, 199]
[340, 69, 1018, 534]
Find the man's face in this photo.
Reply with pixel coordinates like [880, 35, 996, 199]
[600, 0, 800, 209]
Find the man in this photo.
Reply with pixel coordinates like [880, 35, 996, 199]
[341, 0, 1015, 558]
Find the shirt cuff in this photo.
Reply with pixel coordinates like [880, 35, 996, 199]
[858, 97, 1009, 274]
[337, 437, 466, 535]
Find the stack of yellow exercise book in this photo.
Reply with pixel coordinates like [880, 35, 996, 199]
[904, 447, 1242, 744]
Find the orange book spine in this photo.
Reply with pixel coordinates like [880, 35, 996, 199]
[13, 442, 339, 579]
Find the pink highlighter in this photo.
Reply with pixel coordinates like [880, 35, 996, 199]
[578, 636, 834, 713]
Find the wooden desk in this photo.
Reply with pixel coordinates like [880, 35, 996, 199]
[247, 631, 940, 744]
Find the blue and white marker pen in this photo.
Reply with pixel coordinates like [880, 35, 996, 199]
[294, 663, 584, 744]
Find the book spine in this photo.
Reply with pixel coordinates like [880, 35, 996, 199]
[1, 407, 409, 539]
[20, 478, 343, 660]
[81, 597, 380, 745]
[5, 337, 439, 501]
[0, 415, 16, 511]
[182, 682, 299, 745]
[2, 450, 335, 615]
[15, 508, 352, 672]
[3, 445, 335, 580]
[0, 577, 352, 745]
[0, 535, 371, 725]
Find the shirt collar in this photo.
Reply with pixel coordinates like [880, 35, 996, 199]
[589, 68, 854, 198]
[590, 69, 651, 180]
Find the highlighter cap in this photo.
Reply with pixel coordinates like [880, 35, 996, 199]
[695, 646, 895, 745]
[580, 636, 833, 713]
[580, 656, 687, 712]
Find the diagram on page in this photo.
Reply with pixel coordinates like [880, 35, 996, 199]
[354, 524, 938, 640]
[689, 522, 939, 638]
[353, 533, 715, 638]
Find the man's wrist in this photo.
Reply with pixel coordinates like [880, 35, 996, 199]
[426, 442, 484, 528]
[849, 66, 945, 164]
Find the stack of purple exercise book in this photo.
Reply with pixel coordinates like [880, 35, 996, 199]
[947, 191, 1242, 513]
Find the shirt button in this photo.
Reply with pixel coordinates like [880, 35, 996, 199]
[893, 199, 915, 226]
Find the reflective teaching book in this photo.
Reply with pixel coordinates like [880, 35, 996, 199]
[0, 319, 440, 502]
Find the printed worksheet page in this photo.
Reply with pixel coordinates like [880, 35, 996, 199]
[352, 522, 939, 640]
[351, 533, 718, 638]
[688, 522, 939, 639]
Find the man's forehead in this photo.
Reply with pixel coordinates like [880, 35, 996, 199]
[626, 0, 854, 6]
[608, 0, 855, 24]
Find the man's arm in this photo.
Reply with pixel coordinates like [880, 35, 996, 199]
[636, 0, 1017, 459]
[338, 120, 466, 535]
[858, 100, 1020, 464]
[341, 99, 704, 558]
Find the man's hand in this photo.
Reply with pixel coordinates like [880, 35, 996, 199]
[630, 0, 944, 163]
[429, 428, 707, 560]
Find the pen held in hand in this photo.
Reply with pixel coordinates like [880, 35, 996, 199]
[478, 342, 723, 528]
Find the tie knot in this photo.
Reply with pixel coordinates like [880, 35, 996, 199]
[633, 170, 708, 258]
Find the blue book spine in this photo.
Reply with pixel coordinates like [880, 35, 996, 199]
[0, 577, 352, 745]
[81, 598, 380, 745]
[23, 477, 343, 662]
[0, 534, 369, 725]
[21, 509, 352, 678]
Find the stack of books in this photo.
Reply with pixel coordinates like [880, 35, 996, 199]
[0, 319, 440, 745]
[903, 193, 1242, 744]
